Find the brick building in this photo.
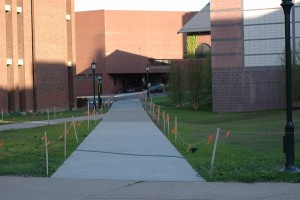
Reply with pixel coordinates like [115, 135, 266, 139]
[210, 0, 297, 112]
[180, 0, 300, 112]
[75, 10, 195, 95]
[178, 2, 211, 58]
[0, 0, 76, 113]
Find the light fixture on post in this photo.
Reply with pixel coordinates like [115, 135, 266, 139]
[91, 60, 96, 111]
[146, 66, 149, 98]
[97, 77, 102, 109]
[281, 0, 299, 173]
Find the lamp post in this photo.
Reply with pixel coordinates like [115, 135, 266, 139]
[146, 66, 149, 98]
[97, 77, 102, 109]
[91, 60, 96, 110]
[281, 0, 299, 173]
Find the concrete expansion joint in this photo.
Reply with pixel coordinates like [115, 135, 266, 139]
[85, 181, 145, 200]
[120, 181, 144, 189]
[76, 149, 184, 159]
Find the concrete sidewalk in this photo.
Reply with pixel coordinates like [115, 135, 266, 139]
[52, 99, 203, 181]
[1, 176, 299, 200]
[0, 115, 101, 131]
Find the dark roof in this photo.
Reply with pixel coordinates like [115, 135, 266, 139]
[178, 2, 210, 34]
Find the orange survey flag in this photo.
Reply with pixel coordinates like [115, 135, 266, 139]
[207, 135, 213, 145]
[226, 130, 231, 139]
[41, 135, 45, 141]
[171, 127, 176, 134]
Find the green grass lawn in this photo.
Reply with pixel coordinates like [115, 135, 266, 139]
[0, 120, 99, 177]
[0, 109, 91, 124]
[148, 96, 300, 182]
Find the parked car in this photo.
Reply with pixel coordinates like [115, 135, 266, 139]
[126, 87, 140, 93]
[148, 84, 164, 93]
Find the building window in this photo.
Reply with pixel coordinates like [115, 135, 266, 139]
[195, 43, 211, 58]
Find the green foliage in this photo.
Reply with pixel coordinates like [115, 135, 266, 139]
[151, 96, 300, 182]
[168, 65, 186, 107]
[186, 36, 197, 58]
[167, 53, 212, 110]
[292, 65, 300, 108]
[279, 41, 300, 108]
[186, 60, 204, 110]
[1, 109, 89, 124]
[203, 53, 212, 95]
[186, 54, 212, 110]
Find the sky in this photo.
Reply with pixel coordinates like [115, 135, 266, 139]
[75, 0, 210, 12]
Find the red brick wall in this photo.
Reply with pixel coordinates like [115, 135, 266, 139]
[210, 0, 243, 69]
[212, 67, 285, 112]
[0, 0, 76, 113]
[75, 10, 106, 96]
[33, 0, 72, 111]
[75, 10, 192, 95]
[197, 34, 211, 47]
[0, 0, 8, 112]
[210, 0, 285, 112]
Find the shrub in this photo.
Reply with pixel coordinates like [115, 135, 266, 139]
[168, 65, 185, 107]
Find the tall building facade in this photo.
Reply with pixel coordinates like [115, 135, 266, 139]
[75, 10, 194, 96]
[0, 0, 76, 113]
[211, 0, 300, 112]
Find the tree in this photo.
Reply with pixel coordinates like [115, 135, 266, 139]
[186, 60, 204, 110]
[279, 41, 300, 108]
[186, 54, 212, 110]
[168, 65, 185, 107]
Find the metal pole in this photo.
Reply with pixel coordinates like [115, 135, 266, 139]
[146, 67, 149, 98]
[100, 79, 102, 108]
[93, 69, 96, 110]
[281, 0, 299, 173]
[97, 78, 102, 109]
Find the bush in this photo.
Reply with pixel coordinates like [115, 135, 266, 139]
[279, 42, 300, 109]
[168, 65, 185, 107]
[186, 55, 211, 110]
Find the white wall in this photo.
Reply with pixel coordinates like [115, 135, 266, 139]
[243, 0, 300, 67]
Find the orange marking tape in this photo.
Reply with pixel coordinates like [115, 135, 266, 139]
[207, 135, 213, 145]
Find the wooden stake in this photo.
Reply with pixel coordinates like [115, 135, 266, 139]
[167, 114, 170, 135]
[1, 109, 3, 125]
[157, 107, 160, 124]
[47, 109, 49, 125]
[152, 104, 155, 119]
[175, 117, 178, 143]
[87, 101, 90, 131]
[72, 116, 78, 143]
[64, 122, 67, 158]
[44, 132, 49, 177]
[163, 111, 166, 133]
[209, 128, 220, 181]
